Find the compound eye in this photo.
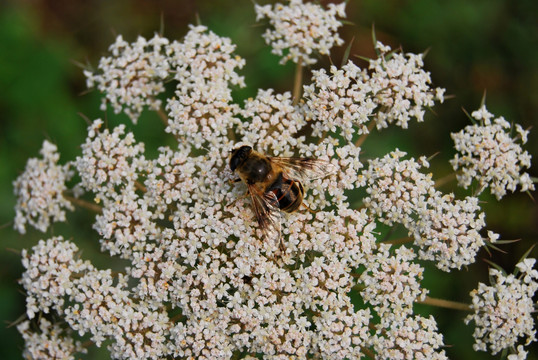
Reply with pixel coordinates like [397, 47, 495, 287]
[230, 156, 240, 171]
[229, 145, 252, 171]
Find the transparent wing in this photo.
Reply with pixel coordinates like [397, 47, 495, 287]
[269, 157, 338, 183]
[248, 184, 281, 239]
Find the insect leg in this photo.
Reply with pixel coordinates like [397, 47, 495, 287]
[226, 191, 250, 210]
[301, 202, 318, 213]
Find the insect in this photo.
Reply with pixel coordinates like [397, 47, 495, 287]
[229, 145, 336, 239]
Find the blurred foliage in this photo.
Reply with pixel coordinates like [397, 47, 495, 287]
[0, 0, 536, 359]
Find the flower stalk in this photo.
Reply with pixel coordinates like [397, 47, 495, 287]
[417, 296, 472, 312]
[63, 194, 102, 213]
[292, 58, 303, 105]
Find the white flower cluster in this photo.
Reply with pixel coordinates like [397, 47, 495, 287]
[84, 34, 170, 123]
[165, 25, 245, 148]
[166, 25, 245, 94]
[16, 112, 452, 359]
[17, 317, 86, 360]
[371, 315, 448, 360]
[238, 89, 305, 155]
[303, 62, 375, 141]
[303, 44, 445, 141]
[74, 119, 153, 257]
[74, 119, 147, 199]
[369, 41, 445, 129]
[465, 258, 538, 355]
[13, 140, 74, 234]
[450, 105, 534, 199]
[255, 0, 346, 65]
[21, 237, 171, 360]
[362, 150, 490, 271]
[31, 44, 383, 357]
[20, 237, 88, 319]
[360, 245, 427, 321]
[508, 345, 529, 360]
[13, 3, 535, 359]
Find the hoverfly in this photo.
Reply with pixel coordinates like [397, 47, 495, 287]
[229, 145, 336, 238]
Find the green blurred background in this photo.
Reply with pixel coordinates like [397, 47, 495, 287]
[0, 0, 536, 358]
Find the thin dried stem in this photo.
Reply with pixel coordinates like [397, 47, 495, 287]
[292, 58, 303, 106]
[382, 236, 414, 246]
[5, 247, 21, 255]
[434, 172, 457, 188]
[361, 346, 376, 359]
[354, 121, 376, 148]
[170, 313, 187, 323]
[316, 131, 328, 145]
[81, 340, 94, 348]
[64, 195, 102, 213]
[135, 181, 147, 193]
[156, 108, 169, 126]
[417, 295, 471, 312]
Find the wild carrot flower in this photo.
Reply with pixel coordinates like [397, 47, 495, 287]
[17, 317, 86, 360]
[369, 42, 445, 129]
[12, 1, 536, 359]
[303, 43, 445, 141]
[84, 34, 170, 123]
[451, 105, 534, 199]
[465, 258, 538, 355]
[255, 0, 346, 65]
[361, 150, 490, 271]
[13, 140, 74, 234]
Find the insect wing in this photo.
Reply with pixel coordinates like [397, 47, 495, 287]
[269, 157, 337, 182]
[248, 184, 281, 239]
